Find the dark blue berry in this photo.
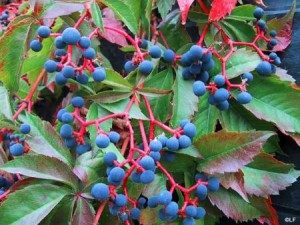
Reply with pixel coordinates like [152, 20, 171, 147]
[9, 143, 24, 156]
[57, 108, 67, 121]
[131, 171, 141, 183]
[83, 47, 96, 59]
[139, 156, 155, 170]
[214, 74, 225, 87]
[114, 194, 127, 207]
[44, 60, 58, 73]
[158, 190, 172, 205]
[76, 74, 89, 84]
[92, 67, 106, 82]
[30, 40, 42, 52]
[166, 137, 179, 151]
[163, 49, 175, 63]
[71, 96, 84, 108]
[147, 196, 159, 208]
[140, 170, 155, 184]
[189, 45, 203, 61]
[64, 138, 76, 148]
[54, 36, 66, 49]
[237, 92, 252, 104]
[185, 205, 197, 218]
[79, 36, 91, 49]
[138, 60, 153, 75]
[157, 135, 168, 147]
[60, 124, 73, 138]
[61, 27, 81, 45]
[130, 208, 141, 220]
[257, 19, 266, 30]
[138, 196, 147, 208]
[96, 134, 110, 148]
[55, 72, 68, 85]
[163, 152, 176, 162]
[108, 131, 120, 144]
[149, 151, 161, 161]
[76, 143, 91, 155]
[242, 72, 253, 82]
[62, 66, 75, 78]
[253, 7, 264, 19]
[183, 217, 195, 225]
[91, 183, 109, 201]
[214, 88, 229, 102]
[256, 61, 272, 76]
[193, 81, 206, 96]
[55, 49, 67, 57]
[180, 52, 193, 66]
[194, 207, 206, 219]
[139, 39, 148, 48]
[274, 57, 281, 66]
[61, 112, 73, 123]
[216, 100, 230, 111]
[182, 67, 194, 80]
[189, 63, 202, 75]
[201, 51, 212, 63]
[119, 212, 128, 222]
[269, 30, 277, 37]
[196, 184, 207, 200]
[109, 167, 125, 183]
[149, 45, 161, 58]
[207, 177, 220, 192]
[37, 26, 51, 38]
[178, 135, 192, 149]
[124, 60, 136, 73]
[180, 119, 190, 128]
[104, 152, 117, 166]
[149, 140, 162, 152]
[269, 38, 277, 47]
[183, 123, 196, 138]
[269, 52, 277, 60]
[202, 59, 215, 71]
[20, 124, 30, 134]
[165, 201, 179, 217]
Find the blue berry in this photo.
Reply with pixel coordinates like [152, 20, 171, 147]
[241, 72, 253, 82]
[61, 112, 73, 123]
[269, 52, 277, 60]
[194, 207, 206, 219]
[83, 47, 96, 59]
[138, 197, 147, 208]
[55, 72, 68, 85]
[269, 30, 277, 37]
[139, 39, 148, 48]
[91, 183, 109, 201]
[256, 61, 272, 76]
[182, 67, 194, 80]
[131, 171, 141, 183]
[109, 167, 125, 183]
[76, 74, 89, 84]
[201, 51, 212, 63]
[196, 71, 209, 83]
[189, 45, 203, 61]
[214, 88, 229, 102]
[92, 67, 106, 82]
[180, 52, 193, 66]
[237, 92, 252, 104]
[149, 151, 161, 161]
[119, 212, 128, 222]
[196, 184, 207, 200]
[157, 135, 168, 147]
[64, 138, 76, 148]
[76, 143, 91, 155]
[257, 19, 266, 30]
[114, 194, 127, 207]
[216, 100, 230, 111]
[149, 45, 162, 58]
[30, 40, 42, 52]
[180, 119, 190, 128]
[130, 208, 141, 220]
[44, 60, 58, 73]
[274, 57, 281, 66]
[61, 27, 81, 45]
[139, 156, 155, 170]
[269, 38, 277, 47]
[195, 173, 208, 182]
[55, 49, 67, 57]
[71, 96, 84, 108]
[37, 26, 51, 38]
[166, 137, 179, 151]
[109, 205, 119, 216]
[62, 66, 75, 78]
[189, 63, 202, 75]
[207, 177, 220, 192]
[158, 190, 172, 205]
[138, 60, 153, 75]
[165, 201, 179, 217]
[96, 134, 110, 148]
[214, 74, 225, 87]
[140, 170, 155, 184]
[163, 49, 175, 63]
[178, 135, 192, 149]
[108, 131, 120, 144]
[149, 140, 162, 152]
[20, 124, 30, 134]
[185, 205, 197, 218]
[104, 152, 117, 167]
[54, 36, 66, 49]
[163, 152, 176, 162]
[147, 196, 159, 208]
[253, 7, 264, 19]
[9, 143, 24, 156]
[183, 123, 196, 139]
[79, 36, 91, 49]
[60, 124, 73, 138]
[183, 217, 195, 225]
[202, 59, 215, 71]
[124, 60, 136, 73]
[193, 81, 206, 96]
[57, 108, 67, 121]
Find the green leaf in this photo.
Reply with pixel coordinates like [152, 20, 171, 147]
[194, 93, 219, 139]
[71, 197, 95, 225]
[20, 113, 73, 167]
[102, 69, 133, 90]
[243, 153, 299, 197]
[100, 99, 148, 120]
[124, 0, 141, 24]
[157, 0, 176, 18]
[195, 131, 274, 174]
[88, 90, 132, 104]
[0, 183, 70, 225]
[0, 16, 38, 92]
[141, 0, 152, 35]
[208, 188, 270, 222]
[0, 155, 79, 190]
[0, 86, 14, 120]
[142, 174, 167, 198]
[138, 87, 172, 98]
[101, 0, 138, 34]
[234, 74, 300, 134]
[161, 153, 196, 172]
[228, 4, 255, 21]
[90, 1, 104, 31]
[171, 67, 198, 126]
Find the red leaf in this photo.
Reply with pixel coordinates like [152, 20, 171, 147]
[209, 0, 237, 22]
[272, 21, 293, 52]
[177, 0, 195, 25]
[100, 8, 128, 47]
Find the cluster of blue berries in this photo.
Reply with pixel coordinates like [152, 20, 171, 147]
[0, 10, 9, 27]
[30, 26, 106, 86]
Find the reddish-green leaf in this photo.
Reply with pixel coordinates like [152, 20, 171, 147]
[209, 0, 237, 22]
[195, 131, 274, 174]
[177, 0, 194, 25]
[71, 197, 95, 225]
